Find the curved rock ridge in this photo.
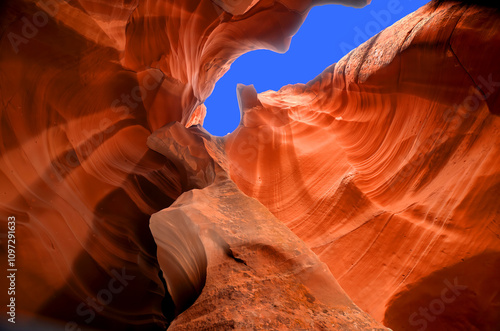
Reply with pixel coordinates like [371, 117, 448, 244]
[122, 0, 371, 130]
[1, 0, 499, 330]
[149, 158, 387, 330]
[202, 1, 500, 329]
[0, 0, 371, 329]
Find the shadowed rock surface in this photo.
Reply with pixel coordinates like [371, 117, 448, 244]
[0, 0, 499, 330]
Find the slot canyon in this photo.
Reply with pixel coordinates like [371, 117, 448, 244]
[0, 0, 499, 330]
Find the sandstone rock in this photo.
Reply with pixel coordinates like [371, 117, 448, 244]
[209, 2, 500, 329]
[0, 0, 499, 330]
[150, 165, 386, 330]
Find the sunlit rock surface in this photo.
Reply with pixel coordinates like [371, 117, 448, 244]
[214, 3, 500, 329]
[0, 0, 499, 330]
[148, 132, 385, 328]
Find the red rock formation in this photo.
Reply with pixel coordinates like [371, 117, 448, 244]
[146, 123, 385, 329]
[207, 2, 500, 330]
[0, 0, 499, 330]
[154, 175, 385, 330]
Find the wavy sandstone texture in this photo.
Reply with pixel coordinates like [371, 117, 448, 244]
[0, 0, 499, 330]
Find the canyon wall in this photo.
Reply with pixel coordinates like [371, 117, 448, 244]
[0, 0, 499, 330]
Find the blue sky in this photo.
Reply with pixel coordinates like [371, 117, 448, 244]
[204, 0, 429, 136]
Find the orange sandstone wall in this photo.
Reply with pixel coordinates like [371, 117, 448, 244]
[212, 2, 500, 329]
[0, 0, 499, 330]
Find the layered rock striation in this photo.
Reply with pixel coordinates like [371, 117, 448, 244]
[0, 0, 499, 330]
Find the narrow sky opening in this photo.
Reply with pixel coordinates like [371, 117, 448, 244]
[203, 0, 428, 136]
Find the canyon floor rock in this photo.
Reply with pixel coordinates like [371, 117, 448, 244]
[0, 0, 499, 330]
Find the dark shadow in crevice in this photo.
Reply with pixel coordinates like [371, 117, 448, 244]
[432, 0, 500, 9]
[384, 251, 500, 331]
